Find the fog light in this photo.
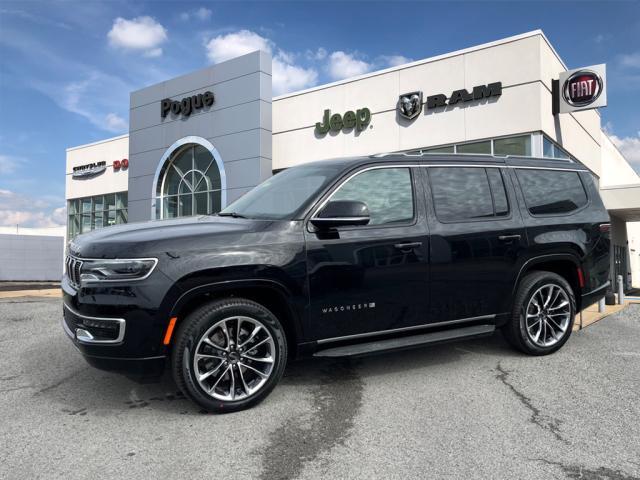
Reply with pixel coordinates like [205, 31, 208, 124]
[81, 318, 119, 331]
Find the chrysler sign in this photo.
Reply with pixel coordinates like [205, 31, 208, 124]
[556, 64, 606, 114]
[72, 161, 106, 179]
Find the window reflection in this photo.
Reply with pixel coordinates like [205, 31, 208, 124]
[517, 169, 587, 215]
[331, 168, 414, 226]
[156, 144, 222, 218]
[430, 167, 509, 222]
[67, 191, 128, 239]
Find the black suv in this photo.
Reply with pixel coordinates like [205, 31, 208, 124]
[62, 154, 611, 412]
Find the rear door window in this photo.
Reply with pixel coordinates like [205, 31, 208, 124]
[516, 169, 588, 215]
[429, 167, 509, 222]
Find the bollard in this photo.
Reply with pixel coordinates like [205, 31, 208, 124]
[617, 275, 625, 305]
[598, 297, 605, 313]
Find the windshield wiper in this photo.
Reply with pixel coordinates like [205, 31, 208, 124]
[217, 212, 248, 219]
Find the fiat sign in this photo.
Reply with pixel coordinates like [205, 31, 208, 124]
[558, 64, 606, 113]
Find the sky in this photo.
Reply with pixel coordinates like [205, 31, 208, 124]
[0, 0, 639, 228]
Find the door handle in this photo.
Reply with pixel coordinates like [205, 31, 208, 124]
[498, 234, 521, 242]
[394, 241, 422, 251]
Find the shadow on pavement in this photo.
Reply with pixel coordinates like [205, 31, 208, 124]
[22, 329, 517, 416]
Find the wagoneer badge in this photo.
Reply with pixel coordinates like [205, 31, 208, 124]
[322, 302, 376, 314]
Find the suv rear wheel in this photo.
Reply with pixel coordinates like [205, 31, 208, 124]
[503, 271, 576, 355]
[171, 298, 287, 413]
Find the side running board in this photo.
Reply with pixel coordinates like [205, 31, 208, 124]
[313, 324, 495, 358]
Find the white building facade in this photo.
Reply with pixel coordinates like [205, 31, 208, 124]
[65, 30, 640, 289]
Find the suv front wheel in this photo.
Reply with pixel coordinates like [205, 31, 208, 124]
[503, 271, 576, 355]
[172, 298, 287, 413]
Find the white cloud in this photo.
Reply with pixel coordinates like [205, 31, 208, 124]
[619, 52, 640, 69]
[180, 7, 212, 21]
[107, 16, 167, 56]
[0, 189, 65, 228]
[272, 56, 318, 95]
[205, 30, 317, 95]
[31, 70, 132, 133]
[143, 47, 163, 58]
[0, 8, 72, 30]
[2, 28, 136, 134]
[205, 29, 273, 63]
[327, 51, 371, 80]
[104, 113, 128, 131]
[380, 55, 412, 67]
[306, 47, 327, 61]
[0, 155, 24, 175]
[51, 206, 67, 225]
[609, 131, 640, 172]
[195, 7, 212, 20]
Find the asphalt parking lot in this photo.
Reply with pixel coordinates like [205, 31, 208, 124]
[1, 298, 639, 480]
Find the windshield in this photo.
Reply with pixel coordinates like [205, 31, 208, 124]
[219, 164, 340, 220]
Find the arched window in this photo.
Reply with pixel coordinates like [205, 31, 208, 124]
[155, 142, 224, 219]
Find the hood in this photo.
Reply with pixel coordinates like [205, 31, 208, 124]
[68, 215, 267, 258]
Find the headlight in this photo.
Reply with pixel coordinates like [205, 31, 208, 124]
[79, 258, 158, 283]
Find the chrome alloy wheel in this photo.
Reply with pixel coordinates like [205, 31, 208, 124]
[193, 316, 276, 401]
[525, 283, 571, 347]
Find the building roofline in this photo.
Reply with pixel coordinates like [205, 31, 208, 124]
[274, 29, 567, 101]
[600, 183, 640, 191]
[66, 133, 129, 152]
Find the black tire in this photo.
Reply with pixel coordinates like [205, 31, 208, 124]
[171, 297, 287, 413]
[502, 271, 576, 355]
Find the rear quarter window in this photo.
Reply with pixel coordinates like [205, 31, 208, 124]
[516, 169, 588, 215]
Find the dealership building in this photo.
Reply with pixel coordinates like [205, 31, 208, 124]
[66, 30, 640, 290]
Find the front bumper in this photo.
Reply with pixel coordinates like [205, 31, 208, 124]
[60, 269, 180, 375]
[62, 304, 166, 375]
[62, 302, 126, 344]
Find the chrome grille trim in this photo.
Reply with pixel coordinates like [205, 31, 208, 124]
[65, 255, 83, 288]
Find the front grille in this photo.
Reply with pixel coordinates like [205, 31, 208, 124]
[65, 255, 83, 288]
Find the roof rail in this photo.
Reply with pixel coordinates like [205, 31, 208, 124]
[403, 151, 494, 158]
[503, 154, 574, 163]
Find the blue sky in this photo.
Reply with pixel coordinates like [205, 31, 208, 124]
[1, 1, 639, 227]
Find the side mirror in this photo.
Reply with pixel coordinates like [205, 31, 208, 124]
[311, 200, 370, 229]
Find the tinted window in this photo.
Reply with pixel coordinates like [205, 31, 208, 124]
[330, 168, 414, 225]
[494, 135, 531, 156]
[423, 145, 454, 154]
[543, 136, 570, 160]
[517, 169, 587, 215]
[220, 165, 340, 220]
[486, 168, 509, 216]
[430, 167, 508, 222]
[456, 141, 491, 155]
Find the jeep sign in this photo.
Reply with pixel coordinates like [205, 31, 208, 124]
[315, 108, 371, 135]
[558, 64, 606, 114]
